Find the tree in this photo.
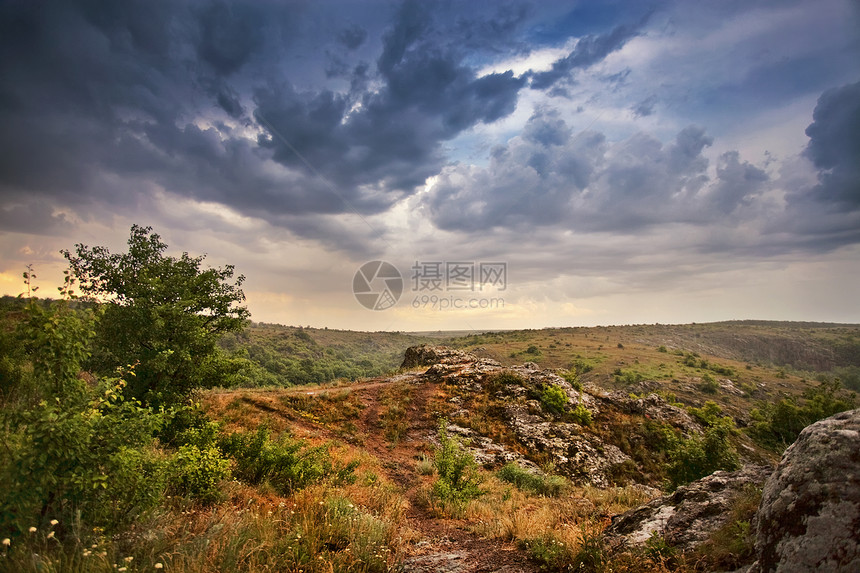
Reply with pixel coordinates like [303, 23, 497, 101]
[62, 225, 250, 404]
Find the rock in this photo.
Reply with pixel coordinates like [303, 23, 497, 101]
[401, 345, 480, 369]
[749, 409, 860, 573]
[610, 392, 700, 434]
[719, 378, 745, 397]
[429, 423, 540, 471]
[605, 465, 772, 555]
[504, 404, 629, 487]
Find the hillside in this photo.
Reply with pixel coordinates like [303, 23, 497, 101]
[225, 321, 860, 395]
[4, 309, 858, 572]
[196, 342, 855, 571]
[218, 323, 442, 386]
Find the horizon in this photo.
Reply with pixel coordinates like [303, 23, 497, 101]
[1, 0, 859, 331]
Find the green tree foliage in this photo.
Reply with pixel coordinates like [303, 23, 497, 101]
[748, 380, 855, 449]
[0, 296, 166, 535]
[62, 225, 250, 404]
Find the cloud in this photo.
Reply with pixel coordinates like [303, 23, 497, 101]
[422, 111, 753, 235]
[803, 80, 860, 207]
[631, 95, 657, 117]
[337, 24, 368, 50]
[529, 18, 647, 91]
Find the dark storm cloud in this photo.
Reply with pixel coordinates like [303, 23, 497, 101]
[337, 25, 368, 50]
[529, 19, 647, 91]
[0, 0, 285, 224]
[0, 0, 540, 240]
[252, 0, 528, 213]
[803, 80, 860, 207]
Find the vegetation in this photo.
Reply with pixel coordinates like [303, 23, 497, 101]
[431, 419, 483, 504]
[1, 227, 858, 572]
[496, 463, 568, 497]
[747, 380, 856, 449]
[62, 225, 250, 405]
[539, 383, 569, 415]
[664, 416, 740, 490]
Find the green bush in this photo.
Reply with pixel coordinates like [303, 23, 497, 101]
[0, 296, 167, 535]
[432, 419, 483, 502]
[1, 376, 167, 534]
[219, 426, 357, 495]
[689, 401, 726, 427]
[169, 443, 231, 503]
[699, 374, 720, 394]
[748, 380, 856, 449]
[571, 403, 593, 426]
[519, 534, 572, 569]
[540, 384, 569, 415]
[665, 417, 740, 490]
[496, 463, 568, 497]
[560, 369, 583, 391]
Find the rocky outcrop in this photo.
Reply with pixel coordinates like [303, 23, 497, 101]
[503, 403, 628, 487]
[611, 392, 700, 434]
[401, 345, 480, 368]
[431, 423, 541, 472]
[399, 345, 730, 489]
[604, 465, 772, 554]
[749, 409, 860, 573]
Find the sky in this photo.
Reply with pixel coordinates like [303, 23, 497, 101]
[1, 0, 859, 331]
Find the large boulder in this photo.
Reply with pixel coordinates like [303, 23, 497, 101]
[401, 345, 479, 368]
[749, 408, 860, 573]
[604, 465, 772, 555]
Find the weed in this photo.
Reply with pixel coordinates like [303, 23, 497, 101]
[432, 419, 483, 504]
[496, 463, 569, 497]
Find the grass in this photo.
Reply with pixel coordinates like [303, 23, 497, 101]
[378, 381, 412, 445]
[7, 320, 856, 573]
[2, 449, 407, 573]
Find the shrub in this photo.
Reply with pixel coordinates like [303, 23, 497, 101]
[519, 534, 573, 569]
[699, 374, 720, 394]
[0, 296, 168, 535]
[496, 463, 568, 497]
[571, 358, 595, 374]
[665, 417, 740, 490]
[432, 419, 483, 502]
[1, 375, 167, 534]
[748, 380, 855, 449]
[486, 370, 526, 393]
[571, 403, 593, 425]
[169, 443, 231, 503]
[540, 384, 569, 415]
[219, 426, 357, 495]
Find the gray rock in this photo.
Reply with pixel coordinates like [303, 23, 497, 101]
[504, 403, 629, 487]
[428, 423, 540, 471]
[401, 345, 481, 369]
[749, 409, 860, 573]
[605, 465, 772, 555]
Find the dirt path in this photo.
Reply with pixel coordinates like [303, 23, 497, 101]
[210, 375, 540, 571]
[349, 378, 540, 573]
